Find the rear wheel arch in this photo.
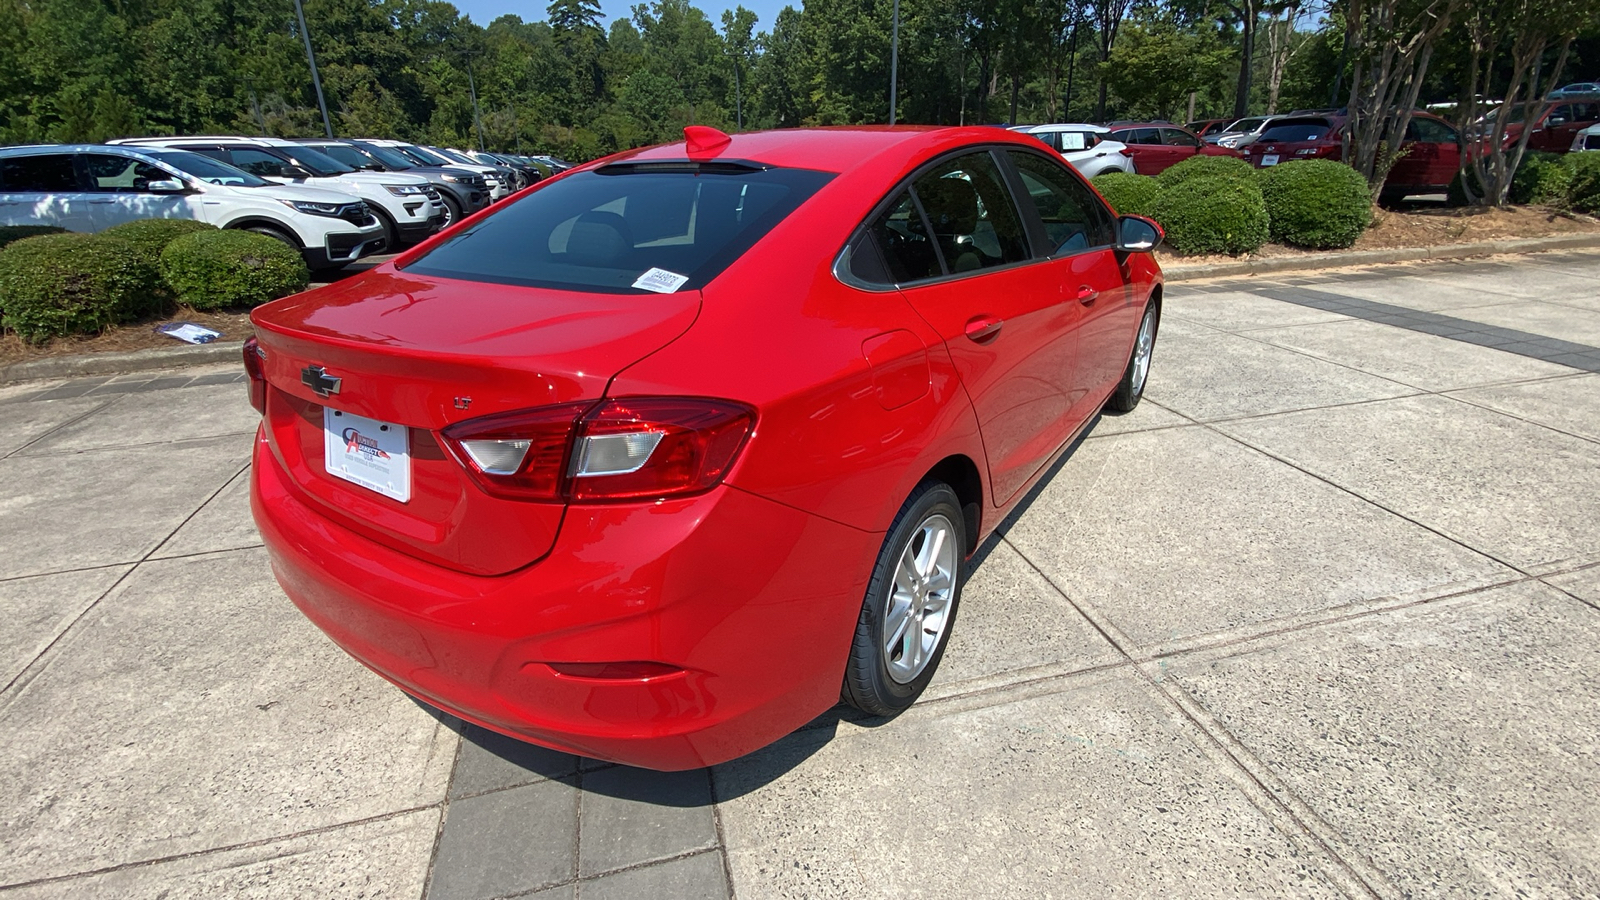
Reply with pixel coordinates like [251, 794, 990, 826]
[922, 454, 984, 556]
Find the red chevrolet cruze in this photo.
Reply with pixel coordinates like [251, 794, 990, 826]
[247, 126, 1164, 770]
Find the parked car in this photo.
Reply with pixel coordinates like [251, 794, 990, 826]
[1186, 118, 1232, 139]
[528, 154, 576, 173]
[1572, 123, 1600, 151]
[1205, 116, 1280, 149]
[1241, 112, 1463, 201]
[1512, 100, 1600, 153]
[457, 149, 544, 189]
[364, 140, 511, 201]
[1009, 124, 1135, 177]
[1103, 122, 1240, 174]
[428, 146, 521, 195]
[111, 136, 443, 248]
[290, 139, 490, 226]
[0, 144, 385, 269]
[1548, 82, 1600, 99]
[246, 125, 1164, 770]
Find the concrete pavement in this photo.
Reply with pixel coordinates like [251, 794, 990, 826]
[1, 252, 1598, 898]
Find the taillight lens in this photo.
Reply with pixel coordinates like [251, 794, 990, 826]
[441, 397, 755, 503]
[242, 337, 266, 414]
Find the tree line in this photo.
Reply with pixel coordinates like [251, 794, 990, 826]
[0, 0, 1596, 201]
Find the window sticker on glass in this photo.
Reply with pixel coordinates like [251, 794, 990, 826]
[632, 267, 690, 293]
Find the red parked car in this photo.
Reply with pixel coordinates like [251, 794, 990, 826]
[247, 125, 1164, 770]
[1104, 122, 1242, 174]
[1495, 99, 1600, 153]
[1242, 113, 1463, 201]
[1186, 118, 1232, 139]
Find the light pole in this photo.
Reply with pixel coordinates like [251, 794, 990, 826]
[464, 55, 487, 152]
[888, 0, 900, 125]
[292, 0, 334, 138]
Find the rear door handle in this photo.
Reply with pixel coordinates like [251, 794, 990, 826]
[964, 315, 1003, 343]
[1076, 285, 1099, 305]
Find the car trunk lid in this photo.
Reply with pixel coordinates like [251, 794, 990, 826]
[251, 266, 700, 575]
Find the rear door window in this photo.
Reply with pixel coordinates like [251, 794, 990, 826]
[908, 151, 1030, 273]
[1161, 129, 1200, 147]
[1406, 118, 1459, 144]
[847, 190, 940, 285]
[80, 154, 173, 192]
[403, 163, 833, 293]
[0, 154, 81, 192]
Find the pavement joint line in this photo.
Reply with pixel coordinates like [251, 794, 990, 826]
[709, 772, 737, 900]
[148, 465, 253, 558]
[991, 535, 1389, 899]
[487, 847, 727, 900]
[0, 396, 117, 461]
[8, 430, 261, 461]
[0, 560, 133, 585]
[0, 803, 443, 894]
[418, 721, 465, 900]
[1441, 385, 1600, 449]
[0, 460, 250, 704]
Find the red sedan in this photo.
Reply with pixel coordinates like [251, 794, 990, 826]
[247, 125, 1164, 770]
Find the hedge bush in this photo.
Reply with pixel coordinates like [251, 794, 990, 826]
[1563, 152, 1600, 214]
[1092, 172, 1161, 217]
[1256, 160, 1371, 249]
[0, 224, 69, 250]
[102, 219, 217, 267]
[1157, 154, 1256, 188]
[160, 229, 309, 309]
[1509, 152, 1573, 206]
[1146, 175, 1269, 256]
[0, 234, 163, 343]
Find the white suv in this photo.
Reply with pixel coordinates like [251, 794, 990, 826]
[0, 144, 386, 270]
[1010, 124, 1136, 177]
[112, 136, 444, 247]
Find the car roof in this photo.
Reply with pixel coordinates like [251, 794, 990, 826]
[1013, 123, 1110, 134]
[609, 126, 1014, 173]
[111, 135, 298, 147]
[0, 143, 176, 158]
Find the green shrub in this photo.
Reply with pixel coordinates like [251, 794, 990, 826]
[160, 229, 309, 310]
[1157, 154, 1256, 188]
[1510, 152, 1572, 206]
[102, 218, 217, 265]
[1146, 175, 1269, 256]
[1256, 159, 1371, 249]
[0, 234, 163, 343]
[1092, 172, 1161, 217]
[0, 225, 68, 250]
[1563, 152, 1600, 213]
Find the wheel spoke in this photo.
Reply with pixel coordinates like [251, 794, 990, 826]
[894, 553, 922, 594]
[924, 565, 953, 597]
[918, 527, 946, 580]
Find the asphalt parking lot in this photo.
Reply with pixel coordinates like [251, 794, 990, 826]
[2, 251, 1598, 899]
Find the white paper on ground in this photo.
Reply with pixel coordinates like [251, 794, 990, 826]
[156, 323, 223, 344]
[631, 267, 690, 294]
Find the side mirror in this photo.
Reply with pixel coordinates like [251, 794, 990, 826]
[146, 179, 187, 193]
[1115, 215, 1162, 253]
[1549, 117, 1569, 127]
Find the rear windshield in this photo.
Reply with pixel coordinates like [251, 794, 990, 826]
[1258, 121, 1333, 142]
[402, 164, 834, 294]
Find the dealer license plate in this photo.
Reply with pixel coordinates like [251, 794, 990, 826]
[1260, 154, 1280, 166]
[324, 407, 411, 502]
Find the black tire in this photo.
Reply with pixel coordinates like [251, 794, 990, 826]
[1108, 300, 1160, 412]
[842, 481, 966, 716]
[243, 224, 298, 250]
[371, 208, 398, 249]
[439, 193, 462, 228]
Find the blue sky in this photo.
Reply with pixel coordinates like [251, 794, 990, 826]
[450, 0, 791, 34]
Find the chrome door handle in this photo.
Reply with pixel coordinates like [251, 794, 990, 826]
[964, 316, 1003, 343]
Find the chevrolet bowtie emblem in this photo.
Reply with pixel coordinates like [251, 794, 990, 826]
[301, 365, 342, 397]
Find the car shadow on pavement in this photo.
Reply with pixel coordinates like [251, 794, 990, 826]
[404, 416, 1106, 805]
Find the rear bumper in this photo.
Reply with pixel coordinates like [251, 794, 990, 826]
[250, 429, 878, 770]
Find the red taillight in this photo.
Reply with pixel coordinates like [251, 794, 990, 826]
[242, 337, 266, 414]
[441, 397, 755, 503]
